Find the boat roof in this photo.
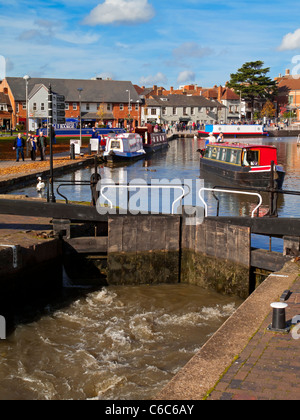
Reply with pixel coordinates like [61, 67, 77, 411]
[208, 142, 277, 150]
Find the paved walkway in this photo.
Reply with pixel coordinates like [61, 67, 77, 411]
[207, 275, 300, 400]
[157, 262, 300, 401]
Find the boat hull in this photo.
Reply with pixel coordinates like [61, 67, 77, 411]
[200, 158, 285, 190]
[105, 151, 146, 164]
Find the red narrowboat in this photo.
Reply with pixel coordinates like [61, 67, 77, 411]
[200, 143, 285, 189]
[135, 126, 168, 155]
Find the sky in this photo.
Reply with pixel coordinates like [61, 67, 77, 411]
[1, 0, 300, 88]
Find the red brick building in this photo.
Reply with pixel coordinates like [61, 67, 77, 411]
[0, 77, 141, 129]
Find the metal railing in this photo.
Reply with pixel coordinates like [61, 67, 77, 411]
[199, 188, 263, 218]
[100, 184, 191, 215]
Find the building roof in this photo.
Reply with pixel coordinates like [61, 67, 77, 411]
[146, 94, 225, 108]
[0, 92, 11, 105]
[5, 77, 141, 104]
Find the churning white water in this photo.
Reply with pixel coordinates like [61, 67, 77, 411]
[0, 284, 241, 400]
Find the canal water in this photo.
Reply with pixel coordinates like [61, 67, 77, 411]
[2, 135, 299, 400]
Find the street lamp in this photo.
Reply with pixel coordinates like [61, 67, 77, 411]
[23, 74, 31, 157]
[77, 88, 83, 146]
[126, 89, 131, 129]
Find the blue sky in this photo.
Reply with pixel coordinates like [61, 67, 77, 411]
[1, 0, 300, 88]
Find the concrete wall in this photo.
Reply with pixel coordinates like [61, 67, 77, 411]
[107, 214, 251, 298]
[107, 214, 181, 285]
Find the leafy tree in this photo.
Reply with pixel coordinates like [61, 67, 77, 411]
[261, 100, 276, 118]
[227, 61, 277, 119]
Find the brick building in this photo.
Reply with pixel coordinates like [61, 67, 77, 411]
[275, 69, 300, 120]
[0, 91, 12, 130]
[0, 77, 141, 129]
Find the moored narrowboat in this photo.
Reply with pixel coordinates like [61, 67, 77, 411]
[104, 133, 146, 163]
[135, 126, 168, 154]
[199, 143, 285, 189]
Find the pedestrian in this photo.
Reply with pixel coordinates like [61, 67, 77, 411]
[13, 133, 25, 162]
[37, 131, 47, 161]
[91, 127, 99, 138]
[27, 133, 37, 161]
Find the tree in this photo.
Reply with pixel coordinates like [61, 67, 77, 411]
[261, 101, 276, 119]
[227, 61, 277, 120]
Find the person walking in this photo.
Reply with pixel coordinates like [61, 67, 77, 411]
[27, 133, 37, 161]
[37, 131, 47, 161]
[13, 133, 25, 162]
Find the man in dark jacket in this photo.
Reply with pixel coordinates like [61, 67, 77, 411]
[13, 133, 25, 162]
[37, 131, 48, 161]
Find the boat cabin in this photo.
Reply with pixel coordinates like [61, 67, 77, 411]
[105, 133, 144, 155]
[204, 143, 278, 168]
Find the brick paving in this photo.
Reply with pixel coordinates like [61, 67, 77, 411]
[207, 280, 300, 400]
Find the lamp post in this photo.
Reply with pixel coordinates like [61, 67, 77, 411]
[77, 88, 83, 146]
[126, 89, 131, 130]
[23, 75, 31, 157]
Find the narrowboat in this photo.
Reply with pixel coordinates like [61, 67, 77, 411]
[199, 143, 285, 189]
[103, 133, 146, 163]
[198, 124, 268, 138]
[135, 126, 168, 154]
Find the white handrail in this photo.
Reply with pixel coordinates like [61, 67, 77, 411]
[100, 184, 189, 215]
[199, 188, 263, 218]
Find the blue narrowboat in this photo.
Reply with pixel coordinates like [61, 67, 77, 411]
[104, 133, 146, 163]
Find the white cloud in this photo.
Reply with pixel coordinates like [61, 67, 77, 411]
[278, 28, 300, 51]
[177, 70, 196, 84]
[139, 72, 167, 86]
[173, 42, 213, 59]
[84, 0, 155, 26]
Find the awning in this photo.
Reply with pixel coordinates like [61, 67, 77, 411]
[82, 112, 115, 120]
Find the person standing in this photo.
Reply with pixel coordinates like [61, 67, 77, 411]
[37, 131, 47, 161]
[27, 133, 37, 161]
[13, 133, 25, 162]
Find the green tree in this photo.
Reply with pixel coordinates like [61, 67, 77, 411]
[227, 61, 277, 119]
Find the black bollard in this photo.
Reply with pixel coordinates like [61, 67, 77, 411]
[268, 302, 290, 333]
[70, 143, 75, 160]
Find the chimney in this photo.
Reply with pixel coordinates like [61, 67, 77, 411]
[170, 86, 173, 93]
[218, 85, 223, 102]
[286, 69, 290, 76]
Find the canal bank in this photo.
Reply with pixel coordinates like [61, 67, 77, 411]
[156, 260, 300, 400]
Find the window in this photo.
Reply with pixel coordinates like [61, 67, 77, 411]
[173, 107, 177, 115]
[191, 107, 195, 115]
[129, 104, 132, 111]
[22, 103, 26, 110]
[151, 108, 156, 116]
[135, 104, 139, 111]
[107, 103, 112, 111]
[86, 103, 90, 111]
[162, 107, 167, 115]
[65, 103, 69, 110]
[120, 103, 124, 111]
[41, 103, 45, 111]
[33, 103, 37, 111]
[183, 107, 188, 116]
[73, 103, 77, 110]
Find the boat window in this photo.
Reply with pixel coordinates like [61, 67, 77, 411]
[221, 148, 227, 161]
[111, 140, 121, 150]
[217, 148, 223, 160]
[246, 150, 259, 166]
[205, 147, 212, 158]
[229, 149, 241, 164]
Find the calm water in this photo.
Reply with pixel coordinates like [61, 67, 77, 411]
[2, 136, 299, 400]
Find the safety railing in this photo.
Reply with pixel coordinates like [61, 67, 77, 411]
[100, 184, 191, 215]
[199, 188, 263, 218]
